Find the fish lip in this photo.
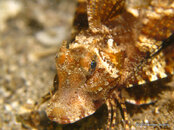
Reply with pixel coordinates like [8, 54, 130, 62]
[47, 113, 71, 124]
[56, 118, 71, 124]
[52, 110, 96, 124]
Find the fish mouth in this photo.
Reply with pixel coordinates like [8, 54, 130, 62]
[46, 107, 71, 124]
[46, 104, 96, 124]
[46, 88, 98, 124]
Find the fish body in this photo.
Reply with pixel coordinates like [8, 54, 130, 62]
[46, 0, 174, 129]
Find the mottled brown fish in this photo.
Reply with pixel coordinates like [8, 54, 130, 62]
[44, 0, 174, 129]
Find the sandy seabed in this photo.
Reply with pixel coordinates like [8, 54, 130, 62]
[0, 0, 174, 130]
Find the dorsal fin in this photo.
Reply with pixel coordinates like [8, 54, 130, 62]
[87, 0, 125, 32]
[71, 0, 88, 41]
[73, 0, 88, 30]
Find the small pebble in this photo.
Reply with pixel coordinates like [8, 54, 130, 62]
[144, 119, 149, 124]
[35, 26, 70, 46]
[5, 104, 12, 111]
[0, 0, 22, 31]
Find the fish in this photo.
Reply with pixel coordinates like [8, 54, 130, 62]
[45, 0, 174, 129]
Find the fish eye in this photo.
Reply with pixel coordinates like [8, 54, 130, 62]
[91, 60, 96, 69]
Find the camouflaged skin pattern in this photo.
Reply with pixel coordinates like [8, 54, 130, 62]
[46, 0, 174, 129]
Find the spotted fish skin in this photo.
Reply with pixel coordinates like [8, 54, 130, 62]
[46, 0, 174, 129]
